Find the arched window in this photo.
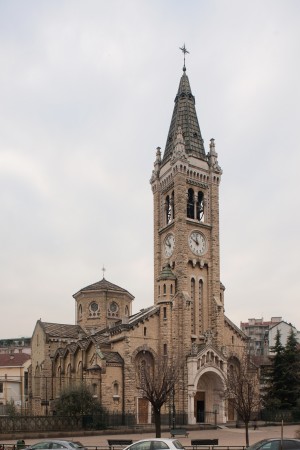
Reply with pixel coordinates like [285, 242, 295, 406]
[191, 278, 195, 334]
[166, 195, 172, 224]
[92, 383, 97, 396]
[171, 191, 175, 220]
[163, 284, 166, 295]
[196, 191, 204, 222]
[34, 365, 41, 397]
[113, 382, 119, 396]
[199, 280, 203, 334]
[125, 305, 129, 316]
[66, 363, 71, 387]
[187, 188, 194, 219]
[77, 361, 83, 384]
[163, 343, 168, 356]
[78, 304, 82, 319]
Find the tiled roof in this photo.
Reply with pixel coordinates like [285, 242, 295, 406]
[162, 70, 206, 164]
[0, 353, 30, 367]
[73, 278, 134, 298]
[225, 316, 248, 339]
[40, 321, 85, 339]
[128, 305, 159, 327]
[102, 351, 123, 364]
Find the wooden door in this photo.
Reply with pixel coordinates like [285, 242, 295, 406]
[138, 398, 149, 424]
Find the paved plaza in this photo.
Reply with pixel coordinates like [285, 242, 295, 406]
[2, 424, 300, 448]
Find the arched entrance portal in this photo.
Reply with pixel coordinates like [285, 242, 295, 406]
[188, 369, 226, 424]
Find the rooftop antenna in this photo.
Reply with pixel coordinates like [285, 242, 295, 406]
[179, 44, 189, 71]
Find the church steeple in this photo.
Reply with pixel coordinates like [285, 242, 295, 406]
[162, 69, 206, 164]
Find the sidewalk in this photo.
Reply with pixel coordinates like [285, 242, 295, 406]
[2, 424, 300, 447]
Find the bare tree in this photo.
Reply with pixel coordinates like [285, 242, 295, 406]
[137, 354, 180, 437]
[225, 352, 261, 447]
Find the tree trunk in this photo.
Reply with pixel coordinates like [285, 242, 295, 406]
[154, 408, 161, 438]
[245, 421, 249, 447]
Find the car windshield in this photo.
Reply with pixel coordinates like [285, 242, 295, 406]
[248, 441, 270, 450]
[69, 444, 85, 449]
[173, 441, 184, 449]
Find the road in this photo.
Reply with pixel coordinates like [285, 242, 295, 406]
[2, 424, 300, 447]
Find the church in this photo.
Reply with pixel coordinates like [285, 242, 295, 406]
[29, 57, 248, 424]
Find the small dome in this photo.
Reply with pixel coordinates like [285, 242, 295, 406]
[158, 264, 177, 281]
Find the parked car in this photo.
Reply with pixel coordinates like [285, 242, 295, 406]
[248, 439, 300, 450]
[26, 441, 87, 450]
[124, 439, 185, 450]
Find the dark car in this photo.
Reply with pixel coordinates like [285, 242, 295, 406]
[248, 439, 300, 450]
[26, 441, 87, 450]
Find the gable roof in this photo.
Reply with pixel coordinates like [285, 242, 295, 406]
[39, 321, 86, 340]
[225, 315, 249, 340]
[0, 353, 30, 367]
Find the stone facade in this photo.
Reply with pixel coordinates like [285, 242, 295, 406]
[29, 66, 248, 424]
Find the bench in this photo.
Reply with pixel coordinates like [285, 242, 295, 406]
[107, 440, 133, 449]
[191, 439, 219, 446]
[170, 428, 189, 437]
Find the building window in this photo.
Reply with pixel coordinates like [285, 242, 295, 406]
[0, 382, 3, 394]
[92, 383, 97, 396]
[165, 191, 174, 225]
[163, 344, 168, 356]
[163, 307, 167, 320]
[78, 304, 82, 319]
[196, 191, 204, 222]
[191, 278, 195, 334]
[187, 188, 194, 219]
[166, 195, 172, 224]
[144, 327, 147, 336]
[113, 382, 119, 396]
[89, 301, 100, 318]
[108, 301, 119, 318]
[163, 284, 166, 295]
[199, 280, 203, 335]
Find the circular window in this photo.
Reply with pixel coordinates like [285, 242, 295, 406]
[90, 302, 99, 312]
[110, 302, 118, 313]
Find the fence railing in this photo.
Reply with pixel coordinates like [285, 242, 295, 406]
[0, 412, 190, 433]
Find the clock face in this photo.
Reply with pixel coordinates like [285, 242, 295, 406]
[188, 231, 206, 256]
[164, 234, 175, 257]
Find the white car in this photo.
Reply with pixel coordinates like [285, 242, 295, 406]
[124, 439, 185, 450]
[25, 441, 87, 450]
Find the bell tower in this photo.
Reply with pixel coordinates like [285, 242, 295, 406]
[150, 60, 225, 352]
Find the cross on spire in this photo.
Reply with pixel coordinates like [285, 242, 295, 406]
[102, 265, 106, 279]
[179, 44, 189, 71]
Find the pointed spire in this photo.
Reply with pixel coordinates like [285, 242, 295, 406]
[162, 69, 206, 164]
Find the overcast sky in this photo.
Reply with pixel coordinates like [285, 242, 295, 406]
[1, 0, 299, 339]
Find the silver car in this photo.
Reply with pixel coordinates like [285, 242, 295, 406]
[248, 439, 300, 450]
[26, 441, 87, 450]
[124, 439, 185, 450]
